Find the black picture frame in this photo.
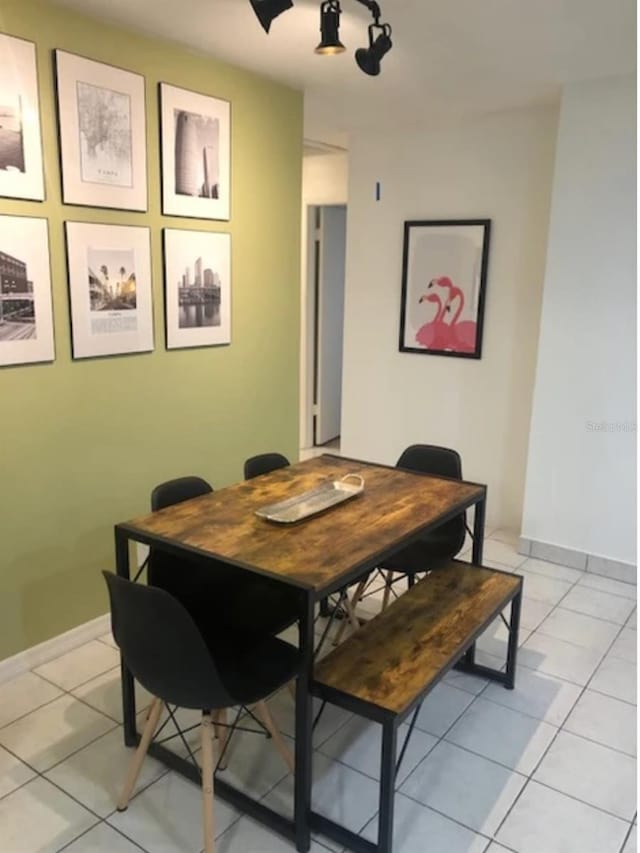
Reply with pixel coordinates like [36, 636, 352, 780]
[399, 219, 491, 359]
[54, 49, 148, 212]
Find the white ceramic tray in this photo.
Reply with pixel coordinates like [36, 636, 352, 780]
[255, 474, 364, 523]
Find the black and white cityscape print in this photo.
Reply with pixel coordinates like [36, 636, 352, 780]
[173, 109, 220, 200]
[0, 96, 25, 174]
[178, 255, 221, 328]
[0, 246, 36, 341]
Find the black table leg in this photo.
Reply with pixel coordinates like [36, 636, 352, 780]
[505, 590, 522, 689]
[465, 495, 487, 666]
[471, 495, 486, 564]
[295, 592, 315, 853]
[115, 529, 137, 747]
[379, 722, 397, 853]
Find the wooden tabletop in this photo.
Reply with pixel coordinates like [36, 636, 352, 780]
[117, 455, 485, 593]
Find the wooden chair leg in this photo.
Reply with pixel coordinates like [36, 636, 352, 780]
[215, 708, 230, 771]
[333, 577, 368, 646]
[117, 697, 163, 811]
[344, 596, 360, 631]
[382, 571, 394, 611]
[254, 700, 294, 773]
[201, 712, 215, 853]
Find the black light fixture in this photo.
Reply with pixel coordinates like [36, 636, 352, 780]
[314, 0, 346, 55]
[248, 0, 392, 75]
[249, 0, 294, 34]
[355, 21, 392, 76]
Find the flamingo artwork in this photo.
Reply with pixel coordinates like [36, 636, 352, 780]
[415, 288, 450, 349]
[430, 276, 477, 353]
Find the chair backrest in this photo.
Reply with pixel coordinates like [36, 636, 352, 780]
[244, 453, 290, 480]
[103, 571, 234, 710]
[151, 476, 212, 511]
[396, 444, 466, 556]
[148, 476, 213, 595]
[396, 445, 462, 480]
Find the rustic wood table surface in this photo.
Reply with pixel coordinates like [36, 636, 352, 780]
[114, 454, 487, 852]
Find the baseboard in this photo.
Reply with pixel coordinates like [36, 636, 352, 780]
[518, 537, 636, 584]
[0, 612, 111, 685]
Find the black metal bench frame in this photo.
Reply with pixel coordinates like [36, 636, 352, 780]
[310, 565, 523, 853]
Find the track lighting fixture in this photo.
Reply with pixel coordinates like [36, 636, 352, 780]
[315, 1, 346, 55]
[248, 0, 392, 75]
[249, 0, 294, 34]
[355, 21, 392, 75]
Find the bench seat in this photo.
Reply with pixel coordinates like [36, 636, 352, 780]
[313, 559, 522, 722]
[309, 559, 523, 853]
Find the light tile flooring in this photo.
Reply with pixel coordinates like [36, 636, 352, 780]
[0, 530, 636, 852]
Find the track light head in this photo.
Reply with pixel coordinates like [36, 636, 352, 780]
[315, 0, 346, 55]
[355, 22, 392, 75]
[249, 0, 294, 34]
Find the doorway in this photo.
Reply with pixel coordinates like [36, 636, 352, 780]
[304, 204, 347, 451]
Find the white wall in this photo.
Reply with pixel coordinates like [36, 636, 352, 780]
[522, 75, 636, 564]
[341, 107, 558, 529]
[300, 152, 349, 448]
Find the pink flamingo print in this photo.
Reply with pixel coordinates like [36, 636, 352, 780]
[431, 276, 477, 353]
[415, 290, 450, 348]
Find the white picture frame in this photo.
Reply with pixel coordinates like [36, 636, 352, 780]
[0, 215, 54, 366]
[55, 50, 147, 211]
[160, 82, 230, 221]
[163, 228, 231, 349]
[0, 33, 45, 201]
[65, 221, 154, 359]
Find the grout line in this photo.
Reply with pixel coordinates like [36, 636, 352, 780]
[362, 788, 497, 848]
[33, 660, 123, 695]
[55, 817, 151, 852]
[587, 684, 637, 706]
[529, 776, 635, 824]
[547, 603, 635, 627]
[492, 610, 631, 840]
[618, 821, 635, 853]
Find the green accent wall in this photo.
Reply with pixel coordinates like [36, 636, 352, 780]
[0, 0, 302, 660]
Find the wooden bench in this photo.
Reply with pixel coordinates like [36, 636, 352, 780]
[310, 559, 523, 853]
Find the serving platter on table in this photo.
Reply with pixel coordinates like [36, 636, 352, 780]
[255, 474, 364, 524]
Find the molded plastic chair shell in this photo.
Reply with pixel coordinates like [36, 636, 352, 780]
[103, 571, 234, 710]
[244, 453, 290, 480]
[390, 444, 466, 569]
[151, 476, 212, 511]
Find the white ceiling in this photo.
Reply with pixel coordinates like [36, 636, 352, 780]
[56, 0, 636, 145]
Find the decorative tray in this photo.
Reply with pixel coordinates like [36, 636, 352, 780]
[255, 474, 364, 524]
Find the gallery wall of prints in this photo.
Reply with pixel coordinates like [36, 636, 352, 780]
[0, 0, 302, 660]
[0, 33, 235, 364]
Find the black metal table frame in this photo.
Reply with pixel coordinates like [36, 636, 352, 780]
[114, 464, 487, 853]
[310, 567, 523, 853]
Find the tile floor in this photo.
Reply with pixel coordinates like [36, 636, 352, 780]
[0, 530, 636, 852]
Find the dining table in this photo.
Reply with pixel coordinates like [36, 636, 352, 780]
[114, 453, 487, 852]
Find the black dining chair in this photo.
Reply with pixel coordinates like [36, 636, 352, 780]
[336, 445, 467, 639]
[103, 571, 299, 853]
[242, 455, 359, 653]
[147, 476, 300, 644]
[243, 452, 290, 480]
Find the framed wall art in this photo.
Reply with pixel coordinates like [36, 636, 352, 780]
[65, 221, 154, 359]
[0, 215, 54, 366]
[0, 33, 45, 201]
[55, 50, 147, 211]
[159, 83, 230, 221]
[163, 228, 231, 349]
[399, 219, 491, 359]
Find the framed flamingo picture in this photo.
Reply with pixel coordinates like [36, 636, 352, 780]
[399, 219, 491, 359]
